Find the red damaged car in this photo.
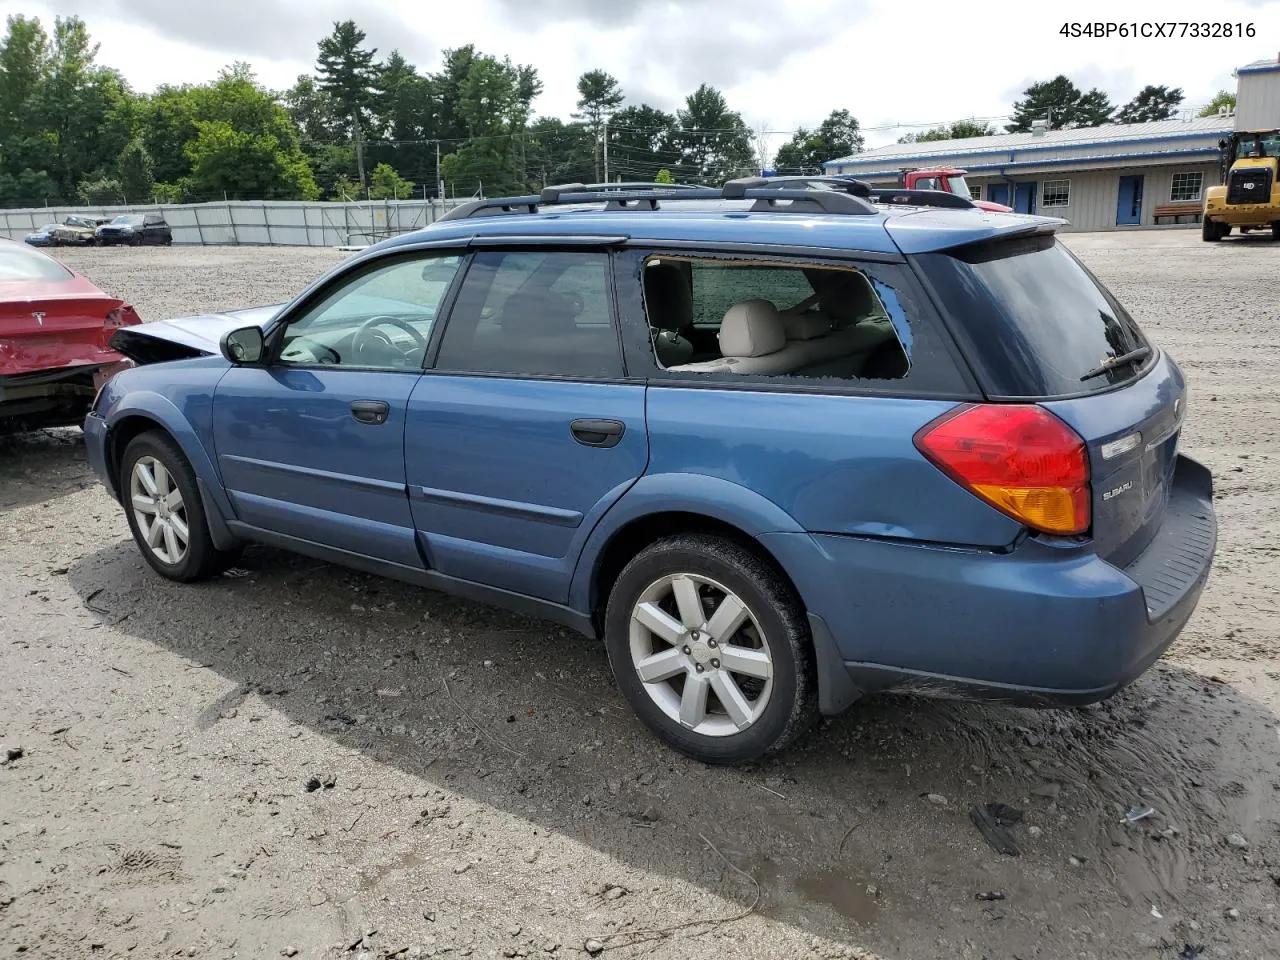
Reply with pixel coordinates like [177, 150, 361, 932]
[0, 238, 141, 430]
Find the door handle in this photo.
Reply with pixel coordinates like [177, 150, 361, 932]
[570, 418, 625, 448]
[351, 400, 390, 425]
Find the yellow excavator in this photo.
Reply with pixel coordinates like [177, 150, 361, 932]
[1202, 130, 1280, 240]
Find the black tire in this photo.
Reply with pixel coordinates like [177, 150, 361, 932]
[1272, 222, 1280, 240]
[603, 534, 818, 764]
[120, 430, 241, 582]
[1202, 218, 1221, 242]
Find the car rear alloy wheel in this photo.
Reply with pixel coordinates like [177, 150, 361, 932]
[120, 431, 242, 582]
[130, 455, 189, 564]
[628, 572, 774, 737]
[605, 534, 818, 763]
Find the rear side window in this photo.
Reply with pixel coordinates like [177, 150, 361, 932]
[916, 236, 1150, 398]
[434, 250, 622, 379]
[0, 244, 73, 282]
[642, 256, 911, 382]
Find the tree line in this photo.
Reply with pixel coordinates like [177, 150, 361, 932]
[0, 14, 1241, 209]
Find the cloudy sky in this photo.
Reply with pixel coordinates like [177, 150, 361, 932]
[4, 0, 1276, 152]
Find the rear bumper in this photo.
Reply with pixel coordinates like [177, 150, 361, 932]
[763, 454, 1217, 711]
[0, 364, 122, 427]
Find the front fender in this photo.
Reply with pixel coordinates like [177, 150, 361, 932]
[105, 388, 237, 538]
[567, 471, 805, 612]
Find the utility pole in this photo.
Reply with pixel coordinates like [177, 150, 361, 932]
[436, 141, 443, 201]
[354, 110, 367, 187]
[602, 115, 610, 184]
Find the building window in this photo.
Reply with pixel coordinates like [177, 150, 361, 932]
[1041, 179, 1070, 207]
[1170, 171, 1203, 202]
[970, 184, 982, 200]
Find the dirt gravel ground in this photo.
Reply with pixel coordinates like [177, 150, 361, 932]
[2, 234, 1278, 960]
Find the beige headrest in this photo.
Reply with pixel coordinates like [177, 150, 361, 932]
[782, 312, 832, 341]
[718, 299, 785, 358]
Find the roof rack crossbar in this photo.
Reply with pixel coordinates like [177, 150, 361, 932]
[867, 188, 976, 210]
[736, 187, 878, 215]
[741, 175, 874, 198]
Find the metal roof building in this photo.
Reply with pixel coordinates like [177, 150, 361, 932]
[824, 116, 1234, 231]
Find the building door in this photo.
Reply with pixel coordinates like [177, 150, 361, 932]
[1013, 182, 1036, 214]
[1116, 175, 1145, 225]
[986, 183, 1009, 207]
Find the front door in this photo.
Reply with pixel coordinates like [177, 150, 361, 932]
[213, 251, 465, 567]
[986, 183, 1010, 207]
[1013, 182, 1036, 214]
[406, 248, 648, 603]
[1117, 175, 1145, 225]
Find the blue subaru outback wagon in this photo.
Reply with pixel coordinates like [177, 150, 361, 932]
[86, 179, 1216, 763]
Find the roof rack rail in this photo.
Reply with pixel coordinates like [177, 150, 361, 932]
[866, 188, 976, 210]
[438, 195, 541, 222]
[742, 175, 874, 198]
[539, 181, 701, 203]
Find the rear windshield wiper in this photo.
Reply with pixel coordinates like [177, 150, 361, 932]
[1079, 346, 1151, 383]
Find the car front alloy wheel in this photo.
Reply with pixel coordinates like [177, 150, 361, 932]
[129, 455, 189, 564]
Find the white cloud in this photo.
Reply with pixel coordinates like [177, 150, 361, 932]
[7, 0, 1275, 153]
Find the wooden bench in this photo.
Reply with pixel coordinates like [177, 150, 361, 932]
[1153, 203, 1202, 224]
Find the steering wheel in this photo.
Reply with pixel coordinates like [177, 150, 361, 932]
[352, 315, 428, 361]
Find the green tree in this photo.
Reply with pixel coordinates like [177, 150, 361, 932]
[36, 17, 135, 201]
[898, 120, 997, 143]
[1116, 84, 1184, 123]
[372, 50, 438, 189]
[76, 175, 122, 204]
[184, 118, 319, 200]
[0, 168, 56, 206]
[329, 173, 359, 200]
[573, 69, 624, 181]
[368, 161, 413, 199]
[117, 138, 154, 201]
[1198, 90, 1236, 118]
[439, 52, 541, 195]
[526, 117, 595, 187]
[676, 84, 755, 184]
[773, 109, 864, 173]
[654, 168, 675, 184]
[316, 20, 379, 186]
[0, 15, 52, 180]
[609, 104, 680, 181]
[1007, 76, 1114, 131]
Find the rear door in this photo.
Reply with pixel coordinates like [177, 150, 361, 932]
[405, 247, 648, 602]
[212, 250, 465, 567]
[915, 234, 1182, 566]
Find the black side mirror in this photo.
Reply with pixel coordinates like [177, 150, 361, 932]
[221, 325, 265, 365]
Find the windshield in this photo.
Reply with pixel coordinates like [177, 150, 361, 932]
[917, 236, 1150, 398]
[1234, 133, 1280, 159]
[111, 215, 143, 226]
[945, 176, 972, 199]
[37, 223, 57, 232]
[0, 243, 73, 282]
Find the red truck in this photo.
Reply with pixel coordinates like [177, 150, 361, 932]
[899, 168, 1012, 212]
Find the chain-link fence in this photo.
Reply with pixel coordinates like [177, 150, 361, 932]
[0, 198, 467, 247]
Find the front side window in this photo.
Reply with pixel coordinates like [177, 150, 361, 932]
[433, 250, 622, 379]
[277, 253, 463, 370]
[1170, 172, 1203, 202]
[914, 176, 941, 191]
[1041, 179, 1070, 207]
[641, 256, 910, 381]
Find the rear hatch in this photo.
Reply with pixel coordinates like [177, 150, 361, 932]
[914, 234, 1184, 567]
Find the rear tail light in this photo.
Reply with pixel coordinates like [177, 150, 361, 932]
[913, 403, 1090, 536]
[102, 305, 139, 349]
